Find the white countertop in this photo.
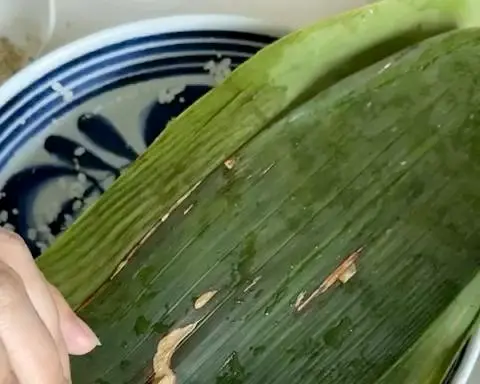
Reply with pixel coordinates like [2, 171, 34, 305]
[46, 0, 372, 51]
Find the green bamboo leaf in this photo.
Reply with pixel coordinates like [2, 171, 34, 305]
[37, 1, 480, 384]
[378, 272, 480, 384]
[38, 0, 480, 307]
[37, 26, 480, 383]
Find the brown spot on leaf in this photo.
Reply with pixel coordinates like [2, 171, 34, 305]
[243, 276, 262, 293]
[261, 162, 276, 176]
[194, 290, 218, 310]
[296, 247, 363, 312]
[224, 158, 236, 170]
[183, 204, 194, 215]
[294, 291, 306, 310]
[338, 262, 357, 284]
[153, 322, 198, 384]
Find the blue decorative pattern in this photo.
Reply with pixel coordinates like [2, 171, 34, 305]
[0, 29, 277, 257]
[142, 85, 210, 146]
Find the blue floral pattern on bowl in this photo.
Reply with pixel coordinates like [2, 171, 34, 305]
[0, 28, 277, 257]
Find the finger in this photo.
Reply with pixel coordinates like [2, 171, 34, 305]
[0, 230, 72, 377]
[0, 230, 71, 379]
[52, 318, 71, 380]
[0, 230, 59, 333]
[0, 339, 15, 384]
[49, 285, 99, 355]
[0, 263, 66, 384]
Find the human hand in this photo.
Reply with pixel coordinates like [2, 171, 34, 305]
[0, 229, 99, 383]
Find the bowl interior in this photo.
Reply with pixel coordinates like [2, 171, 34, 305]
[0, 15, 286, 257]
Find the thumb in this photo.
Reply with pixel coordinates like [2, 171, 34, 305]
[48, 284, 100, 355]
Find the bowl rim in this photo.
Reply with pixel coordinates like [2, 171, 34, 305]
[0, 14, 290, 104]
[454, 329, 480, 384]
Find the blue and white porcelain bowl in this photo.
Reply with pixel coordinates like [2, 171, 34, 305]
[0, 14, 477, 384]
[0, 15, 287, 257]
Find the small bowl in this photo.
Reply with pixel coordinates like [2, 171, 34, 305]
[0, 15, 288, 255]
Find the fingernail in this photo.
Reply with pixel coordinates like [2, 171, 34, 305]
[75, 316, 101, 347]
